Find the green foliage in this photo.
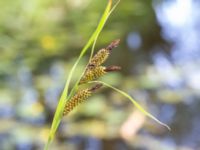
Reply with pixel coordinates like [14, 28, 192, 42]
[44, 0, 169, 149]
[44, 0, 114, 149]
[90, 81, 170, 130]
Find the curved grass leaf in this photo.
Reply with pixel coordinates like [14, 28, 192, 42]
[90, 80, 171, 131]
[44, 0, 120, 150]
[89, 0, 121, 62]
[68, 0, 120, 103]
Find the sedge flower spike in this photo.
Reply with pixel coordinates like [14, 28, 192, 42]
[79, 39, 121, 85]
[79, 65, 121, 84]
[88, 39, 120, 69]
[63, 84, 103, 116]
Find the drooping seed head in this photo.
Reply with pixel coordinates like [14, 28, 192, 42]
[79, 65, 121, 85]
[63, 84, 103, 116]
[88, 39, 120, 68]
[88, 49, 110, 68]
[63, 89, 91, 116]
[79, 66, 106, 85]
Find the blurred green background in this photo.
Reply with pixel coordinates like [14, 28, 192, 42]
[1, 0, 200, 150]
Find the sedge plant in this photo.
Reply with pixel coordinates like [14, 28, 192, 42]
[44, 0, 170, 149]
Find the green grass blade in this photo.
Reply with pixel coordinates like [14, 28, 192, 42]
[109, 0, 120, 15]
[44, 1, 114, 150]
[89, 0, 120, 62]
[90, 81, 171, 131]
[67, 0, 120, 101]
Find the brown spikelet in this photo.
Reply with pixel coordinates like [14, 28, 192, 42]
[104, 66, 121, 72]
[88, 49, 110, 68]
[79, 66, 106, 84]
[106, 39, 120, 51]
[63, 89, 91, 116]
[88, 39, 120, 68]
[63, 84, 103, 116]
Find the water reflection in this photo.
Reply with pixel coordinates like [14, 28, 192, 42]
[127, 32, 142, 50]
[153, 0, 200, 149]
[85, 137, 102, 150]
[152, 52, 182, 88]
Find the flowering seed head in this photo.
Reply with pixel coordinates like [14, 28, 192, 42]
[63, 89, 91, 116]
[63, 84, 103, 116]
[88, 49, 110, 68]
[88, 39, 120, 68]
[79, 66, 106, 84]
